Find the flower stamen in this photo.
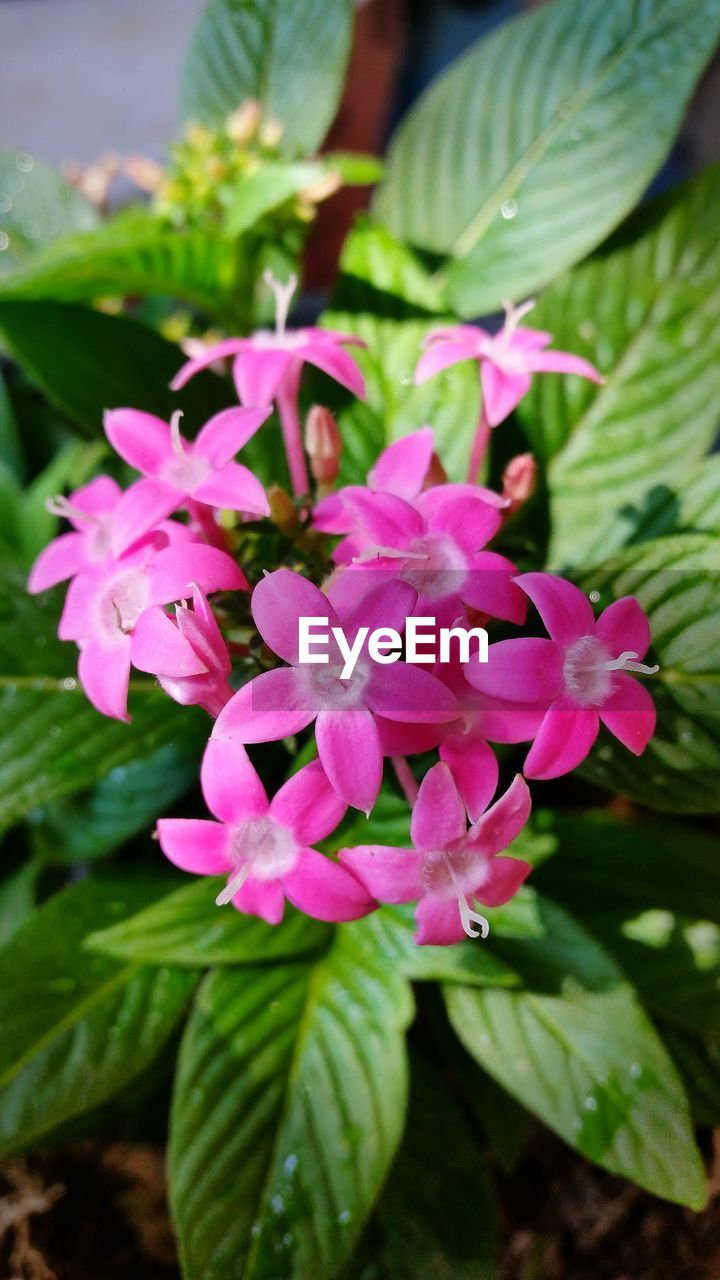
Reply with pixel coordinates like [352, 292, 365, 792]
[263, 269, 298, 339]
[458, 895, 490, 939]
[170, 410, 186, 459]
[216, 862, 250, 906]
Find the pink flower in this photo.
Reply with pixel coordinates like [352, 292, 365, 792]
[105, 405, 270, 555]
[59, 534, 246, 722]
[131, 584, 233, 718]
[416, 301, 602, 428]
[211, 568, 458, 813]
[313, 426, 505, 542]
[468, 573, 658, 780]
[28, 476, 122, 593]
[170, 272, 365, 498]
[325, 487, 526, 625]
[340, 760, 531, 945]
[157, 739, 375, 925]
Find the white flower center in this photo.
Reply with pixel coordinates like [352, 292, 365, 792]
[216, 816, 297, 905]
[304, 661, 370, 708]
[354, 534, 466, 600]
[562, 635, 659, 707]
[98, 568, 149, 639]
[422, 846, 490, 940]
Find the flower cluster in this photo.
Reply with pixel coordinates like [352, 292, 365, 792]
[29, 285, 659, 945]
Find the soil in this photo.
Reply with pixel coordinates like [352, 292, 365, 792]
[1, 1131, 718, 1280]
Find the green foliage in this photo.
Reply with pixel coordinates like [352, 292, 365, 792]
[376, 0, 720, 314]
[445, 891, 706, 1208]
[169, 926, 413, 1280]
[182, 0, 354, 156]
[520, 168, 720, 564]
[0, 875, 198, 1155]
[0, 149, 99, 270]
[0, 559, 206, 836]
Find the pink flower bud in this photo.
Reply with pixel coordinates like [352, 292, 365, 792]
[305, 405, 342, 486]
[502, 453, 537, 515]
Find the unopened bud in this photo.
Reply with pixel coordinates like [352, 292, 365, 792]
[124, 154, 164, 194]
[226, 99, 262, 145]
[300, 169, 342, 205]
[305, 405, 342, 487]
[267, 484, 299, 532]
[259, 118, 284, 149]
[502, 453, 537, 515]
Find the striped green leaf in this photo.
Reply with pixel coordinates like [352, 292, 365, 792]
[376, 0, 720, 315]
[445, 891, 706, 1208]
[0, 876, 198, 1155]
[182, 0, 354, 156]
[169, 924, 413, 1280]
[519, 168, 720, 565]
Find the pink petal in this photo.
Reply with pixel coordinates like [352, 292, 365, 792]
[474, 855, 532, 907]
[251, 568, 339, 664]
[131, 605, 207, 677]
[467, 637, 563, 704]
[69, 475, 121, 519]
[78, 636, 132, 722]
[507, 327, 552, 353]
[315, 705, 382, 812]
[170, 338, 248, 390]
[103, 409, 173, 475]
[28, 532, 86, 593]
[464, 552, 527, 624]
[417, 483, 508, 517]
[344, 489, 423, 547]
[411, 761, 466, 853]
[341, 576, 417, 643]
[232, 878, 285, 924]
[440, 734, 499, 824]
[365, 662, 458, 724]
[524, 349, 602, 382]
[480, 361, 531, 427]
[427, 494, 502, 553]
[58, 567, 104, 641]
[147, 544, 247, 604]
[479, 702, 545, 744]
[375, 715, 444, 756]
[212, 667, 316, 743]
[111, 477, 181, 557]
[301, 342, 366, 398]
[414, 339, 477, 384]
[338, 844, 424, 903]
[600, 672, 656, 755]
[192, 461, 269, 517]
[414, 895, 466, 946]
[271, 758, 347, 845]
[193, 406, 270, 467]
[200, 737, 269, 823]
[515, 572, 595, 646]
[595, 596, 651, 661]
[312, 490, 352, 534]
[523, 699, 600, 780]
[368, 428, 435, 500]
[283, 847, 376, 922]
[177, 593, 229, 673]
[156, 818, 230, 874]
[467, 774, 531, 856]
[233, 348, 295, 405]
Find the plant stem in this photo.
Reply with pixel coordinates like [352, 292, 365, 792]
[392, 756, 419, 805]
[466, 405, 491, 483]
[276, 366, 309, 499]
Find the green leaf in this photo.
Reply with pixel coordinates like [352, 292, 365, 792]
[0, 149, 99, 270]
[519, 168, 720, 565]
[224, 161, 326, 236]
[0, 300, 231, 434]
[623, 455, 720, 547]
[445, 890, 706, 1208]
[323, 153, 384, 188]
[0, 558, 206, 836]
[577, 535, 720, 811]
[376, 0, 720, 315]
[169, 928, 413, 1280]
[0, 875, 198, 1155]
[372, 1052, 496, 1280]
[29, 737, 204, 863]
[182, 0, 354, 156]
[88, 876, 332, 966]
[0, 213, 237, 312]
